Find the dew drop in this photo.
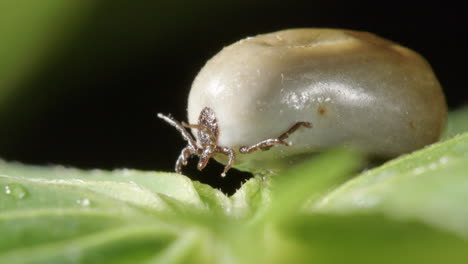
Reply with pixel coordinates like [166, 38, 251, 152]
[77, 198, 91, 207]
[353, 194, 380, 208]
[439, 156, 449, 164]
[5, 184, 28, 199]
[412, 167, 426, 175]
[82, 198, 90, 206]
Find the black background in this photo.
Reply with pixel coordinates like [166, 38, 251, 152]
[0, 1, 466, 194]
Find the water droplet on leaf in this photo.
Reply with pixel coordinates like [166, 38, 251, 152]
[76, 198, 91, 207]
[5, 184, 28, 199]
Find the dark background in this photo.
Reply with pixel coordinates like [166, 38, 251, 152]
[0, 1, 466, 194]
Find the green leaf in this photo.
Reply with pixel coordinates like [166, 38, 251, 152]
[0, 161, 217, 263]
[253, 149, 363, 224]
[0, 162, 209, 213]
[315, 133, 468, 237]
[271, 213, 468, 264]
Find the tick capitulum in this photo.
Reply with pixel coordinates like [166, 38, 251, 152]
[158, 107, 312, 177]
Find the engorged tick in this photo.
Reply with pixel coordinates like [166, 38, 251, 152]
[157, 107, 312, 177]
[158, 28, 446, 175]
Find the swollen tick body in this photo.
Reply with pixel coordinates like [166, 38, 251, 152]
[159, 28, 447, 176]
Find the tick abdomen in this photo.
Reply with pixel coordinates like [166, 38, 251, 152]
[188, 28, 446, 172]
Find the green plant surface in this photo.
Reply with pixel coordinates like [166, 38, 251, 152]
[315, 133, 468, 236]
[1, 106, 468, 264]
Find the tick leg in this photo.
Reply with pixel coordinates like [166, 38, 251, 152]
[239, 122, 312, 154]
[175, 146, 197, 174]
[278, 122, 313, 141]
[157, 113, 198, 149]
[182, 122, 217, 142]
[182, 123, 207, 131]
[219, 147, 236, 177]
[197, 147, 214, 171]
[239, 138, 289, 153]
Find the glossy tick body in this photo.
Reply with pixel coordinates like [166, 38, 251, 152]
[160, 28, 447, 175]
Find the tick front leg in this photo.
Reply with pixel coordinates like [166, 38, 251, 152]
[219, 147, 236, 177]
[175, 146, 197, 174]
[239, 121, 312, 153]
[157, 113, 198, 150]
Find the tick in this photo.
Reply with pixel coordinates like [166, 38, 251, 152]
[160, 28, 447, 175]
